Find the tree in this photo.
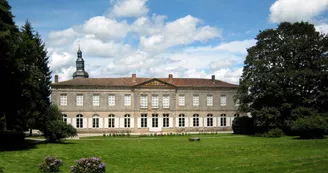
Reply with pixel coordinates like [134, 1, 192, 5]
[0, 0, 21, 131]
[236, 22, 328, 131]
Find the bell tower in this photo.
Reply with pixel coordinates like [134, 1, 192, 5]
[73, 45, 89, 79]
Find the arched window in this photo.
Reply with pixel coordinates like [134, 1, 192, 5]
[108, 114, 115, 128]
[207, 114, 213, 127]
[234, 114, 240, 117]
[124, 114, 131, 128]
[163, 114, 169, 127]
[220, 114, 226, 126]
[179, 114, 185, 127]
[93, 114, 99, 128]
[63, 114, 67, 123]
[152, 114, 158, 128]
[193, 114, 199, 127]
[76, 114, 83, 128]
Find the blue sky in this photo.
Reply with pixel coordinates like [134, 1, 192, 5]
[8, 0, 328, 83]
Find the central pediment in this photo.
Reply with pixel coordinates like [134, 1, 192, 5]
[134, 78, 176, 89]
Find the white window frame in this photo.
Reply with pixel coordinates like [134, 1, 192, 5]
[207, 114, 213, 127]
[124, 114, 131, 128]
[152, 95, 159, 108]
[92, 115, 99, 128]
[163, 114, 169, 127]
[108, 114, 115, 128]
[141, 114, 147, 127]
[179, 114, 185, 127]
[108, 94, 115, 106]
[60, 94, 67, 106]
[152, 114, 158, 127]
[76, 94, 83, 106]
[163, 95, 170, 109]
[124, 94, 131, 106]
[193, 114, 199, 127]
[193, 95, 199, 107]
[76, 114, 83, 128]
[140, 95, 148, 108]
[220, 95, 227, 106]
[207, 95, 213, 106]
[93, 94, 100, 106]
[178, 95, 185, 106]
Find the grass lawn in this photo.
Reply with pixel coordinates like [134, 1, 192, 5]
[1, 134, 328, 173]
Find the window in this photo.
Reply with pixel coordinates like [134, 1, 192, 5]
[193, 114, 199, 127]
[140, 95, 148, 108]
[63, 114, 67, 123]
[93, 115, 99, 128]
[60, 94, 67, 106]
[108, 94, 115, 106]
[220, 95, 226, 106]
[76, 114, 83, 128]
[124, 114, 131, 128]
[93, 94, 100, 106]
[234, 114, 240, 117]
[152, 95, 159, 108]
[108, 114, 115, 128]
[76, 94, 83, 106]
[220, 114, 226, 126]
[141, 114, 147, 127]
[207, 95, 213, 106]
[207, 114, 213, 127]
[124, 94, 131, 106]
[193, 95, 199, 106]
[152, 114, 158, 127]
[163, 95, 170, 108]
[179, 114, 185, 127]
[163, 114, 169, 127]
[178, 95, 185, 106]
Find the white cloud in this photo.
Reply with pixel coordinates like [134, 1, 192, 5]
[211, 68, 243, 84]
[83, 16, 130, 40]
[49, 52, 75, 71]
[109, 0, 148, 18]
[315, 23, 328, 34]
[269, 0, 328, 23]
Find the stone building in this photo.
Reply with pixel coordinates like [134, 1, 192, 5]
[51, 49, 240, 134]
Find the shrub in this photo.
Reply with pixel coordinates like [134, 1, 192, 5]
[262, 128, 285, 138]
[39, 156, 63, 173]
[70, 157, 106, 173]
[292, 115, 328, 139]
[43, 120, 77, 142]
[0, 130, 25, 147]
[232, 116, 254, 134]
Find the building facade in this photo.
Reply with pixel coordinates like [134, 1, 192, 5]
[51, 49, 240, 134]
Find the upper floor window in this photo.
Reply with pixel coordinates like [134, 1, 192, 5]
[60, 94, 67, 106]
[220, 95, 226, 106]
[76, 94, 83, 106]
[163, 95, 170, 108]
[108, 94, 115, 106]
[152, 95, 159, 108]
[93, 94, 100, 106]
[140, 95, 148, 108]
[124, 94, 131, 106]
[193, 95, 199, 106]
[207, 95, 213, 106]
[178, 95, 185, 106]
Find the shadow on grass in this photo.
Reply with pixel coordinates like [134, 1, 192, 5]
[0, 139, 76, 151]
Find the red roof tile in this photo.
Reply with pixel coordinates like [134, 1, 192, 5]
[51, 77, 238, 88]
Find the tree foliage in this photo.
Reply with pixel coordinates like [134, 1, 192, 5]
[236, 22, 328, 132]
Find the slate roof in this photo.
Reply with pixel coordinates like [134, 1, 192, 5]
[51, 76, 238, 88]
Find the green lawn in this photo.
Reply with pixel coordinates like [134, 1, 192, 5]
[1, 134, 328, 173]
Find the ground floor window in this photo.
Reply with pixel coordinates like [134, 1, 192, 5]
[193, 114, 199, 127]
[163, 114, 169, 127]
[207, 114, 213, 127]
[93, 114, 99, 128]
[108, 114, 115, 128]
[234, 114, 240, 117]
[152, 114, 158, 127]
[141, 114, 147, 128]
[76, 114, 83, 128]
[124, 114, 131, 128]
[63, 114, 67, 123]
[221, 114, 226, 126]
[179, 114, 185, 127]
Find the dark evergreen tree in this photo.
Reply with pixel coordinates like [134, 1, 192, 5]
[236, 22, 328, 131]
[0, 0, 21, 131]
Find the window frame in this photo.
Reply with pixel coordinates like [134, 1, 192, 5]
[92, 115, 99, 128]
[220, 95, 227, 106]
[140, 95, 148, 109]
[193, 114, 199, 127]
[162, 95, 170, 109]
[108, 94, 115, 106]
[60, 94, 67, 106]
[124, 94, 131, 106]
[193, 95, 199, 107]
[141, 114, 147, 128]
[178, 114, 185, 127]
[152, 95, 159, 109]
[207, 95, 213, 106]
[108, 114, 115, 128]
[93, 94, 100, 106]
[76, 94, 83, 106]
[178, 95, 185, 106]
[163, 114, 169, 127]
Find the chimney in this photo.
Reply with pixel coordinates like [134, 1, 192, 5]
[54, 75, 58, 83]
[168, 74, 173, 82]
[211, 75, 215, 81]
[132, 74, 136, 82]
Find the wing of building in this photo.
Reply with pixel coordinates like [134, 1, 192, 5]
[51, 49, 241, 134]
